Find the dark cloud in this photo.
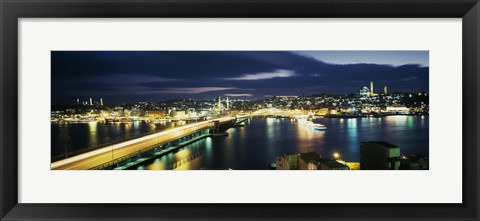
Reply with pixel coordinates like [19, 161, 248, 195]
[51, 51, 428, 104]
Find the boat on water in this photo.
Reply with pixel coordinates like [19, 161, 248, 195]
[304, 120, 327, 130]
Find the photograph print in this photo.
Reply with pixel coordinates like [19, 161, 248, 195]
[51, 51, 429, 170]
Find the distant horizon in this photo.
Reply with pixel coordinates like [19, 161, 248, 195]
[52, 51, 429, 104]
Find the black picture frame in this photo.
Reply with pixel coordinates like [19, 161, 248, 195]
[1, 0, 479, 220]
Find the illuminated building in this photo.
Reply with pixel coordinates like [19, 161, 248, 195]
[226, 97, 230, 110]
[316, 108, 330, 116]
[89, 98, 93, 106]
[76, 98, 79, 105]
[360, 141, 401, 170]
[369, 81, 378, 96]
[358, 86, 371, 97]
[217, 97, 222, 109]
[100, 98, 103, 106]
[385, 106, 409, 114]
[384, 86, 388, 94]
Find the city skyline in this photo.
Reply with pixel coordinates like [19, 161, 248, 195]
[52, 51, 429, 104]
[51, 51, 429, 170]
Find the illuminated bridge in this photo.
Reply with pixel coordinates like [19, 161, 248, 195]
[51, 116, 250, 170]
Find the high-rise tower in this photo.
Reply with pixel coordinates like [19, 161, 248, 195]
[100, 98, 104, 106]
[384, 86, 388, 95]
[89, 98, 93, 106]
[226, 97, 230, 110]
[370, 81, 374, 94]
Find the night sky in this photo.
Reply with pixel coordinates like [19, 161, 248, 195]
[51, 51, 429, 104]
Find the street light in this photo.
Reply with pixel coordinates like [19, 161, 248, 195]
[333, 152, 340, 160]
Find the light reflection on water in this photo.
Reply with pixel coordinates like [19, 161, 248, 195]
[347, 118, 359, 154]
[51, 121, 178, 157]
[137, 115, 428, 170]
[52, 116, 429, 170]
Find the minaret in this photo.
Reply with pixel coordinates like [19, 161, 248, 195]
[226, 97, 230, 110]
[384, 86, 388, 95]
[370, 81, 374, 94]
[100, 98, 103, 106]
[76, 98, 79, 105]
[89, 98, 93, 106]
[218, 97, 222, 109]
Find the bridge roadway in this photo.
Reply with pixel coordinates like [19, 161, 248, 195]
[51, 116, 238, 170]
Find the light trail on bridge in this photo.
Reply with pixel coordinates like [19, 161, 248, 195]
[51, 116, 237, 170]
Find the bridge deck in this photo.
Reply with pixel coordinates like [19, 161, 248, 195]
[51, 117, 237, 170]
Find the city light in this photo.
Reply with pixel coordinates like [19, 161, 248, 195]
[51, 51, 429, 171]
[333, 152, 340, 159]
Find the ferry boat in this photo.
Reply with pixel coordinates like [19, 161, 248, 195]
[304, 121, 327, 130]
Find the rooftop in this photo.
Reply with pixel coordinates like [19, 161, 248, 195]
[320, 159, 349, 169]
[300, 152, 321, 163]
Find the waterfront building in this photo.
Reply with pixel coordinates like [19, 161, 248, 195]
[123, 109, 131, 117]
[172, 110, 186, 119]
[329, 109, 338, 115]
[316, 108, 330, 116]
[360, 141, 401, 170]
[385, 106, 409, 114]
